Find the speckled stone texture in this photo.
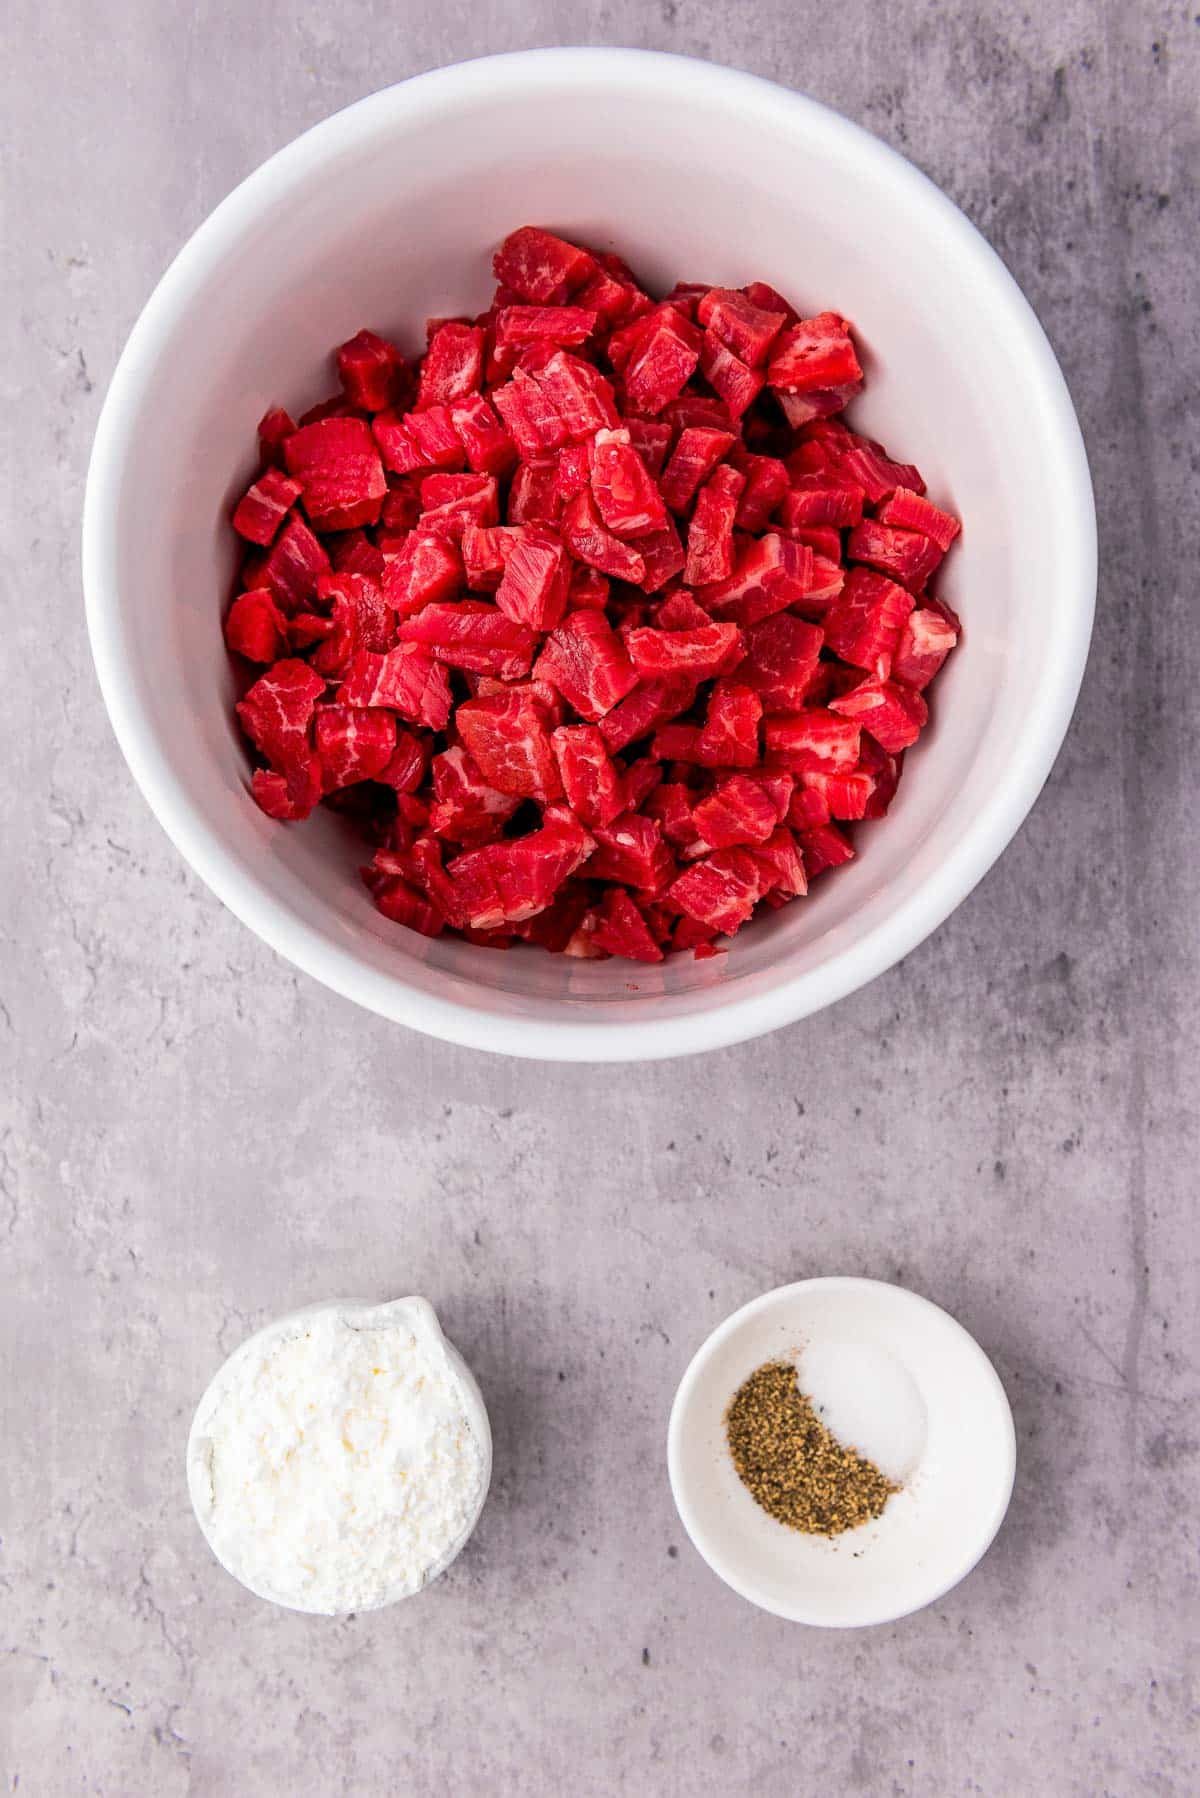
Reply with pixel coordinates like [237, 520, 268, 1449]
[2, 2, 1197, 1792]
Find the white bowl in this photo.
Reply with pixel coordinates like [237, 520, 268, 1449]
[186, 1296, 492, 1613]
[83, 48, 1095, 1061]
[667, 1277, 1016, 1626]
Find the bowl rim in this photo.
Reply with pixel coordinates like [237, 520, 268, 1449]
[665, 1275, 1018, 1626]
[82, 46, 1097, 1062]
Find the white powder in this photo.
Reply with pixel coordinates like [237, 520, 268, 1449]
[187, 1298, 488, 1614]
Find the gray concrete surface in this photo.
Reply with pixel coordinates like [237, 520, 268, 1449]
[2, 2, 1197, 1792]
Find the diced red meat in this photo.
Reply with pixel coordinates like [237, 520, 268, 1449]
[446, 809, 594, 929]
[314, 705, 396, 790]
[739, 614, 824, 710]
[493, 226, 597, 305]
[398, 600, 535, 680]
[428, 744, 522, 845]
[508, 459, 562, 526]
[494, 305, 599, 351]
[377, 729, 428, 795]
[668, 847, 765, 934]
[829, 678, 928, 752]
[251, 754, 323, 821]
[623, 309, 702, 415]
[371, 875, 445, 937]
[764, 710, 862, 773]
[598, 676, 696, 753]
[456, 687, 561, 802]
[232, 466, 302, 546]
[659, 426, 737, 513]
[798, 821, 856, 874]
[536, 609, 639, 720]
[533, 351, 620, 439]
[748, 826, 808, 898]
[778, 482, 864, 530]
[257, 406, 295, 467]
[822, 567, 915, 679]
[696, 288, 787, 367]
[224, 589, 287, 663]
[585, 888, 664, 963]
[699, 334, 765, 418]
[692, 774, 778, 849]
[336, 329, 411, 411]
[876, 487, 961, 553]
[696, 680, 762, 768]
[417, 322, 485, 410]
[587, 813, 674, 890]
[566, 565, 610, 612]
[243, 513, 331, 614]
[560, 489, 647, 584]
[450, 393, 517, 476]
[373, 404, 467, 475]
[767, 312, 862, 393]
[381, 533, 463, 616]
[283, 417, 387, 531]
[787, 784, 831, 831]
[847, 519, 944, 590]
[625, 622, 743, 681]
[551, 724, 626, 827]
[493, 368, 570, 460]
[685, 464, 746, 586]
[631, 520, 687, 593]
[339, 644, 453, 730]
[494, 529, 570, 632]
[590, 428, 669, 537]
[699, 533, 815, 627]
[800, 768, 875, 821]
[891, 600, 960, 691]
[732, 454, 789, 533]
[417, 472, 499, 543]
[236, 659, 326, 770]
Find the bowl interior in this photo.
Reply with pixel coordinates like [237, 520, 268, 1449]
[667, 1279, 1016, 1625]
[87, 52, 1092, 1052]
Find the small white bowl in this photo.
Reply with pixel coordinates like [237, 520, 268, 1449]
[186, 1297, 492, 1613]
[667, 1277, 1015, 1626]
[83, 47, 1095, 1060]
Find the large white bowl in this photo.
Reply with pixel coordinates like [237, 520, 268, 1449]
[83, 48, 1095, 1061]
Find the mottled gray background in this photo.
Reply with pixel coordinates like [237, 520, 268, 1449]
[2, 1, 1197, 1793]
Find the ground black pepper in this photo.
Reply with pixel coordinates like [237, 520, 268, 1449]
[725, 1360, 898, 1536]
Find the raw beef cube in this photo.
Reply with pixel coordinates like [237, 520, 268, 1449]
[767, 313, 862, 393]
[692, 774, 778, 848]
[554, 441, 593, 505]
[372, 875, 445, 937]
[224, 589, 287, 663]
[822, 567, 915, 679]
[798, 821, 856, 874]
[339, 644, 453, 730]
[493, 226, 597, 304]
[418, 472, 500, 541]
[232, 466, 302, 546]
[377, 729, 428, 795]
[316, 568, 395, 653]
[244, 514, 331, 614]
[785, 523, 843, 561]
[532, 351, 620, 439]
[778, 482, 864, 530]
[257, 406, 295, 467]
[891, 600, 960, 691]
[336, 329, 411, 412]
[699, 333, 765, 418]
[659, 394, 737, 436]
[739, 614, 824, 711]
[380, 480, 423, 533]
[685, 464, 746, 585]
[381, 533, 463, 616]
[696, 680, 762, 768]
[587, 813, 674, 890]
[446, 809, 594, 929]
[625, 621, 743, 681]
[829, 678, 928, 751]
[586, 889, 664, 963]
[742, 280, 797, 323]
[494, 305, 599, 350]
[651, 723, 704, 763]
[598, 676, 695, 752]
[748, 827, 808, 897]
[535, 608, 639, 719]
[373, 405, 466, 474]
[672, 913, 721, 953]
[314, 705, 396, 790]
[236, 659, 326, 770]
[668, 847, 765, 934]
[876, 487, 961, 552]
[732, 454, 788, 533]
[643, 781, 700, 849]
[787, 784, 831, 830]
[456, 687, 561, 802]
[623, 309, 702, 414]
[632, 520, 687, 592]
[566, 565, 610, 612]
[493, 368, 571, 460]
[800, 768, 875, 821]
[857, 734, 902, 818]
[450, 393, 517, 476]
[428, 745, 522, 845]
[495, 528, 570, 631]
[847, 519, 944, 590]
[417, 322, 485, 409]
[621, 754, 663, 810]
[551, 724, 626, 827]
[513, 880, 594, 952]
[625, 418, 673, 477]
[508, 459, 562, 526]
[777, 383, 862, 428]
[560, 490, 647, 584]
[696, 288, 787, 367]
[297, 394, 362, 427]
[251, 754, 323, 822]
[590, 428, 669, 537]
[399, 600, 535, 680]
[764, 710, 862, 772]
[461, 523, 523, 591]
[655, 590, 713, 631]
[283, 416, 387, 530]
[698, 533, 813, 627]
[659, 426, 736, 513]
